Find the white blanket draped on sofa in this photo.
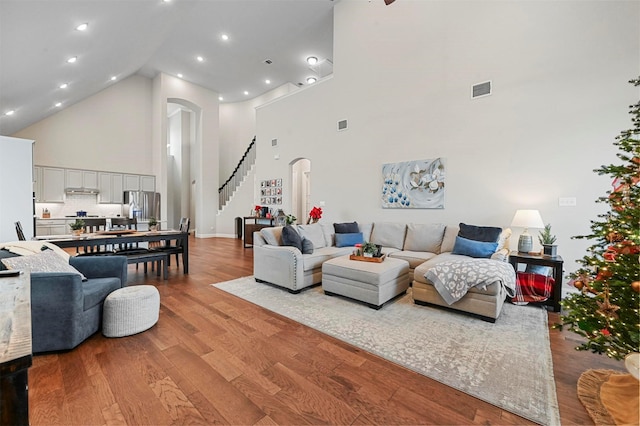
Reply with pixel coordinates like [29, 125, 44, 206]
[425, 259, 516, 305]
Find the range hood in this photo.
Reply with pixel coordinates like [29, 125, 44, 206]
[65, 187, 100, 195]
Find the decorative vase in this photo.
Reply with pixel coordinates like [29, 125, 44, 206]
[72, 229, 82, 237]
[149, 225, 158, 232]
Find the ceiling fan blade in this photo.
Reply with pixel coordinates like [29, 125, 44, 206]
[384, 0, 396, 4]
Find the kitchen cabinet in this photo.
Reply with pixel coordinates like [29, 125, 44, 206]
[41, 167, 65, 203]
[35, 220, 67, 236]
[141, 175, 155, 192]
[33, 166, 42, 202]
[123, 175, 140, 191]
[98, 173, 124, 204]
[65, 169, 98, 189]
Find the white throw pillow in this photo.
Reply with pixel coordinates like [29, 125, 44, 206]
[370, 222, 407, 250]
[404, 223, 446, 253]
[296, 223, 326, 249]
[1, 249, 86, 280]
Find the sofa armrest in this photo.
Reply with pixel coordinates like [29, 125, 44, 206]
[253, 244, 304, 291]
[69, 255, 127, 286]
[31, 272, 84, 307]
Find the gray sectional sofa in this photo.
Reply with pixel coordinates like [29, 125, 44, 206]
[253, 221, 514, 321]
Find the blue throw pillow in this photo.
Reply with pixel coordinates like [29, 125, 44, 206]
[335, 232, 364, 247]
[452, 236, 498, 258]
[282, 225, 302, 252]
[301, 237, 314, 254]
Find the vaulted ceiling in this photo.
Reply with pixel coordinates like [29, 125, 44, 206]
[0, 0, 336, 136]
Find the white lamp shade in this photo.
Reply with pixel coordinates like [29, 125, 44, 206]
[510, 209, 545, 229]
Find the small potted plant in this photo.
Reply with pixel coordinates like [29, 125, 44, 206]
[148, 217, 158, 232]
[285, 214, 297, 225]
[69, 219, 85, 237]
[362, 242, 379, 258]
[538, 223, 557, 257]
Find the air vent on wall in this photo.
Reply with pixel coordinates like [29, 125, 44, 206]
[472, 80, 492, 99]
[337, 119, 348, 131]
[271, 138, 278, 147]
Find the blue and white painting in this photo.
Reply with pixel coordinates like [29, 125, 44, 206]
[382, 158, 445, 209]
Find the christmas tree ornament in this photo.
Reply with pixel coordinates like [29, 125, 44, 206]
[632, 281, 640, 293]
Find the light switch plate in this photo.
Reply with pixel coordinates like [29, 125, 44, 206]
[559, 197, 577, 207]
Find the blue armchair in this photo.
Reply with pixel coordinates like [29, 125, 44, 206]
[31, 255, 127, 353]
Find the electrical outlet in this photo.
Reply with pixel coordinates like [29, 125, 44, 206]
[319, 201, 325, 207]
[559, 197, 577, 207]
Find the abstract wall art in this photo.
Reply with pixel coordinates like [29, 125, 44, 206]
[382, 158, 445, 209]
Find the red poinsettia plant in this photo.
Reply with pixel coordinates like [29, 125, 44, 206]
[307, 206, 323, 223]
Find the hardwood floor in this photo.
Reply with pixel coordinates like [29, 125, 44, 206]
[29, 236, 623, 425]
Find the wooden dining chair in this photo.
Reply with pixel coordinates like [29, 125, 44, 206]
[80, 218, 107, 254]
[151, 217, 190, 268]
[15, 221, 26, 241]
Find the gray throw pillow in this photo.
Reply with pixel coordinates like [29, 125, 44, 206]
[458, 223, 502, 242]
[281, 225, 302, 252]
[301, 237, 314, 254]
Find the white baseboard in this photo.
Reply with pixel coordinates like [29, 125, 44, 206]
[195, 233, 237, 239]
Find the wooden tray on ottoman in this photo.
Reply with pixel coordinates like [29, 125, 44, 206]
[349, 254, 386, 263]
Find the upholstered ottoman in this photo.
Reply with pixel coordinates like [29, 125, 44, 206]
[322, 255, 410, 309]
[103, 285, 160, 337]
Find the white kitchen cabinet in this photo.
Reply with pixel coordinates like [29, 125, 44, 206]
[123, 174, 140, 191]
[42, 167, 65, 203]
[98, 172, 124, 204]
[66, 169, 98, 189]
[35, 219, 67, 236]
[141, 175, 155, 192]
[33, 166, 42, 202]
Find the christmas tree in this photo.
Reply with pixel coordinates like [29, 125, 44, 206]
[558, 77, 640, 360]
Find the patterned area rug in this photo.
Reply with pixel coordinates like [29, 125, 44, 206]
[213, 276, 560, 425]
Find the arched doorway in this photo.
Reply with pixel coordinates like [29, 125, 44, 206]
[290, 158, 311, 225]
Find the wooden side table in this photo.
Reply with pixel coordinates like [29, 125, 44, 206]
[1, 271, 32, 426]
[508, 252, 564, 312]
[243, 216, 275, 248]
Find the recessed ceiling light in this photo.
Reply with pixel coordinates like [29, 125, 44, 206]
[59, 83, 68, 89]
[110, 76, 117, 81]
[221, 34, 229, 41]
[218, 96, 223, 101]
[307, 56, 318, 65]
[177, 73, 183, 78]
[307, 77, 317, 84]
[76, 23, 88, 31]
[67, 56, 77, 63]
[162, 0, 171, 3]
[265, 79, 271, 84]
[196, 56, 204, 62]
[55, 102, 62, 107]
[243, 91, 249, 95]
[5, 110, 15, 116]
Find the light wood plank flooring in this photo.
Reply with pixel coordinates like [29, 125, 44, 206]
[28, 236, 622, 425]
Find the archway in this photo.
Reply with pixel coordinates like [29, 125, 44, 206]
[290, 158, 311, 225]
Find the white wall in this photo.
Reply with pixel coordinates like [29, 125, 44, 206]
[0, 136, 34, 242]
[219, 83, 298, 182]
[13, 75, 153, 174]
[255, 0, 640, 273]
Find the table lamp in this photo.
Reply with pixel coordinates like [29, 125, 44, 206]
[511, 209, 545, 253]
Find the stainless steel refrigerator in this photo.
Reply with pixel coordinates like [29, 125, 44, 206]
[123, 191, 161, 221]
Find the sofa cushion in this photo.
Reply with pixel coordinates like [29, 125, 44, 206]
[359, 223, 373, 242]
[403, 223, 446, 253]
[297, 223, 327, 249]
[301, 238, 314, 255]
[1, 249, 86, 280]
[83, 277, 122, 310]
[440, 226, 459, 253]
[334, 221, 359, 234]
[335, 232, 364, 247]
[261, 227, 283, 246]
[387, 250, 437, 270]
[302, 246, 353, 272]
[282, 226, 302, 251]
[458, 223, 502, 242]
[370, 222, 407, 250]
[452, 236, 498, 258]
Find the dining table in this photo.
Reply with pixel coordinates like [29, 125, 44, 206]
[34, 229, 189, 274]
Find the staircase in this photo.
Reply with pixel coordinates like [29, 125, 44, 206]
[218, 137, 256, 210]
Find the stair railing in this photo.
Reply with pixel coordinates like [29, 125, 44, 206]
[218, 137, 256, 210]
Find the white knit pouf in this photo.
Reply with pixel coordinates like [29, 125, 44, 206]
[103, 285, 160, 337]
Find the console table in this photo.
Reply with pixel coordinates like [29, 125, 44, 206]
[508, 252, 564, 312]
[1, 271, 32, 426]
[243, 216, 274, 248]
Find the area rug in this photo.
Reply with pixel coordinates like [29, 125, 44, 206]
[213, 276, 560, 425]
